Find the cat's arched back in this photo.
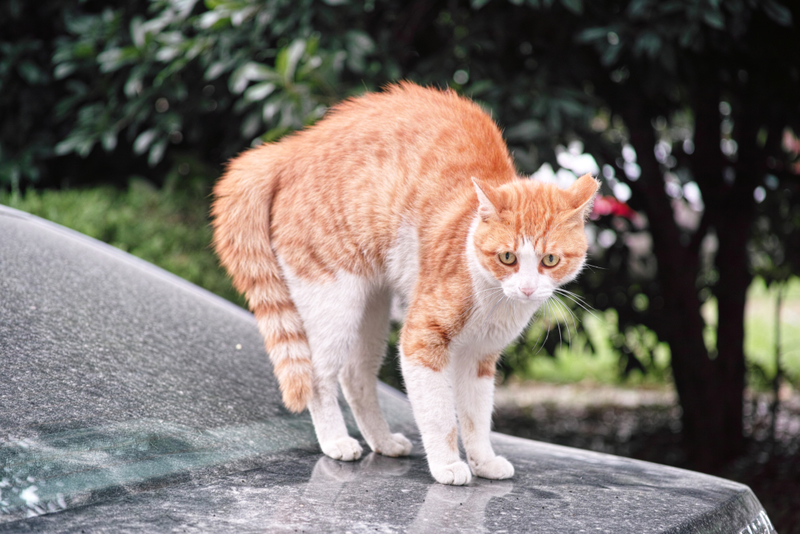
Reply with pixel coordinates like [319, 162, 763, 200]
[212, 82, 598, 485]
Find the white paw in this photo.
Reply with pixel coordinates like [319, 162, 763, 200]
[431, 461, 472, 485]
[320, 437, 363, 461]
[372, 433, 413, 457]
[470, 455, 514, 480]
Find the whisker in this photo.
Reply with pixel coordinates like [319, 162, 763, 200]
[552, 295, 579, 333]
[554, 289, 602, 322]
[538, 300, 552, 354]
[553, 301, 563, 349]
[555, 289, 595, 314]
[583, 263, 606, 271]
[529, 306, 547, 355]
[552, 298, 575, 346]
[554, 287, 592, 305]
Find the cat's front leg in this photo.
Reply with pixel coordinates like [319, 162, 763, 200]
[399, 344, 471, 486]
[453, 353, 514, 480]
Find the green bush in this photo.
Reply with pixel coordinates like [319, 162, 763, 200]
[0, 0, 382, 189]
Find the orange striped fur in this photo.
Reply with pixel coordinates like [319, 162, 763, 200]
[212, 83, 599, 480]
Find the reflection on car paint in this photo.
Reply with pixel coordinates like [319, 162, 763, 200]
[267, 453, 514, 532]
[0, 416, 317, 522]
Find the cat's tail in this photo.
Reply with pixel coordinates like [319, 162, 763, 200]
[211, 150, 313, 413]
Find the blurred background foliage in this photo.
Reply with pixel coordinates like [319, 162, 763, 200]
[2, 0, 800, 470]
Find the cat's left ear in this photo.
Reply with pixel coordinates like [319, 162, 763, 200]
[568, 174, 601, 220]
[472, 178, 500, 222]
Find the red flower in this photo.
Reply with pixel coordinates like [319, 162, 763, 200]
[591, 196, 636, 220]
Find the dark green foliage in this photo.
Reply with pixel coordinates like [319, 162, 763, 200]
[4, 0, 800, 469]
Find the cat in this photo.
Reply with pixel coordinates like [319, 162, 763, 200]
[212, 82, 599, 485]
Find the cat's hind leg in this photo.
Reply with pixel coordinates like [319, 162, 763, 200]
[339, 286, 413, 457]
[281, 268, 371, 462]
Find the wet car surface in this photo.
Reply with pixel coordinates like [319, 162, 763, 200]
[0, 206, 775, 533]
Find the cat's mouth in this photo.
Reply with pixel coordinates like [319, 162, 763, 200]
[508, 290, 545, 305]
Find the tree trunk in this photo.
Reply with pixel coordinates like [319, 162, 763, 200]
[709, 106, 763, 462]
[622, 94, 748, 471]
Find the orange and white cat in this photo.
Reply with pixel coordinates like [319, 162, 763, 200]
[212, 82, 598, 485]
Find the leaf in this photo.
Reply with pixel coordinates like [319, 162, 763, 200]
[230, 5, 257, 26]
[133, 129, 158, 155]
[601, 43, 622, 66]
[282, 39, 307, 81]
[559, 0, 583, 15]
[54, 136, 81, 156]
[241, 111, 262, 138]
[125, 68, 145, 97]
[634, 31, 662, 58]
[204, 61, 227, 81]
[97, 47, 139, 73]
[54, 62, 77, 80]
[198, 10, 228, 29]
[262, 101, 280, 122]
[101, 130, 118, 151]
[17, 61, 47, 85]
[345, 31, 375, 74]
[467, 79, 494, 96]
[261, 125, 291, 143]
[156, 46, 181, 62]
[243, 82, 276, 103]
[76, 139, 95, 158]
[627, 0, 652, 19]
[762, 0, 793, 26]
[229, 62, 280, 94]
[130, 16, 146, 49]
[471, 0, 492, 9]
[576, 27, 609, 43]
[658, 1, 685, 14]
[679, 26, 697, 48]
[558, 98, 585, 117]
[73, 42, 96, 60]
[321, 0, 349, 4]
[505, 120, 546, 141]
[702, 9, 725, 29]
[148, 139, 168, 166]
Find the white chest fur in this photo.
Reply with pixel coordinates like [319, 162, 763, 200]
[385, 219, 539, 361]
[450, 273, 538, 361]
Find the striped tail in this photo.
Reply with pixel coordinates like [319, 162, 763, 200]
[211, 152, 313, 413]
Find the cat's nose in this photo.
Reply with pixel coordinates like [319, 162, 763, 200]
[520, 287, 535, 297]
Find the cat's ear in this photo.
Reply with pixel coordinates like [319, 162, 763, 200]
[568, 174, 601, 219]
[472, 178, 500, 222]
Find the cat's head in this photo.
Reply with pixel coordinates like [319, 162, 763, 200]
[470, 174, 600, 304]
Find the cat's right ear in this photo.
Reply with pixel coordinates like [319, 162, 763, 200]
[472, 178, 499, 222]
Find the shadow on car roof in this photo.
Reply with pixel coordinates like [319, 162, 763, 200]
[0, 206, 775, 533]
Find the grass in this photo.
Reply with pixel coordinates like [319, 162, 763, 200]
[509, 279, 800, 389]
[743, 277, 800, 385]
[3, 181, 798, 389]
[507, 306, 673, 386]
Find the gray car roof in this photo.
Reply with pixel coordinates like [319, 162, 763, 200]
[0, 205, 774, 533]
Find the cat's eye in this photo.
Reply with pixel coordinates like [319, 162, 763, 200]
[542, 254, 560, 267]
[498, 252, 517, 265]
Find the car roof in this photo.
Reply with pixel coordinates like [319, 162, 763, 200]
[0, 205, 774, 533]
